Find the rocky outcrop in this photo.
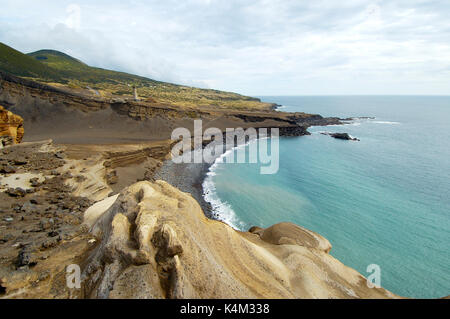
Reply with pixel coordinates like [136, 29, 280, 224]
[321, 132, 360, 141]
[80, 181, 398, 299]
[0, 105, 23, 146]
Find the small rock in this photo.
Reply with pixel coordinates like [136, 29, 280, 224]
[48, 230, 59, 237]
[0, 164, 16, 174]
[41, 237, 60, 249]
[1, 136, 14, 148]
[38, 271, 50, 281]
[75, 175, 87, 183]
[106, 170, 118, 185]
[39, 218, 54, 231]
[21, 202, 35, 214]
[29, 178, 41, 187]
[6, 188, 27, 197]
[14, 159, 28, 166]
[54, 152, 65, 159]
[17, 250, 32, 267]
[62, 172, 73, 179]
[0, 234, 13, 243]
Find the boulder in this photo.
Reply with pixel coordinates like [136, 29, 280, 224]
[0, 105, 24, 146]
[321, 132, 360, 141]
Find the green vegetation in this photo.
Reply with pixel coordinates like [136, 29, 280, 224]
[0, 42, 272, 110]
[27, 49, 160, 85]
[0, 43, 63, 81]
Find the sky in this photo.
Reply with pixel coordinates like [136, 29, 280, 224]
[1, 0, 450, 95]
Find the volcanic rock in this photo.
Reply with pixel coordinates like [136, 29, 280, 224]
[321, 132, 360, 141]
[0, 105, 24, 145]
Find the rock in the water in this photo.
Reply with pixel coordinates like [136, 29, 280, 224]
[321, 132, 360, 141]
[0, 105, 24, 146]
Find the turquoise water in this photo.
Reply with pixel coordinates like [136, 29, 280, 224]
[203, 96, 450, 299]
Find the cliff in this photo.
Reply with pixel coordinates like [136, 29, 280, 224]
[0, 105, 24, 147]
[80, 181, 398, 299]
[0, 71, 340, 144]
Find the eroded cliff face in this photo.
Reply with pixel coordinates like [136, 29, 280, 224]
[0, 105, 24, 147]
[80, 181, 399, 299]
[0, 71, 340, 144]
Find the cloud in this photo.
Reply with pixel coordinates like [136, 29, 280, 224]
[1, 0, 450, 95]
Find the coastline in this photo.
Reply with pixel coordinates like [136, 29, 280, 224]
[154, 137, 261, 227]
[155, 115, 362, 230]
[154, 120, 343, 228]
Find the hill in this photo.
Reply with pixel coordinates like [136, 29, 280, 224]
[27, 49, 160, 85]
[0, 43, 63, 81]
[0, 42, 273, 110]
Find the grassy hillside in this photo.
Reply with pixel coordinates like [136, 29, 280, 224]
[0, 43, 63, 81]
[27, 50, 160, 85]
[0, 43, 271, 110]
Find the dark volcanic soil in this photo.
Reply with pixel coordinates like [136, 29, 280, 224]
[0, 141, 97, 298]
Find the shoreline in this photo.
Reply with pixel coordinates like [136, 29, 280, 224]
[155, 137, 261, 226]
[154, 120, 351, 228]
[154, 113, 368, 230]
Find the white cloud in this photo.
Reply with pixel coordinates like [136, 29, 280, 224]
[1, 0, 449, 95]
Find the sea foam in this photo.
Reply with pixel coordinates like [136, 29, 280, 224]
[202, 138, 263, 231]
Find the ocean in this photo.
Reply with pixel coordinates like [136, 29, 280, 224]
[202, 96, 450, 299]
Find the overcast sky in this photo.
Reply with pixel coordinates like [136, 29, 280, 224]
[1, 0, 450, 95]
